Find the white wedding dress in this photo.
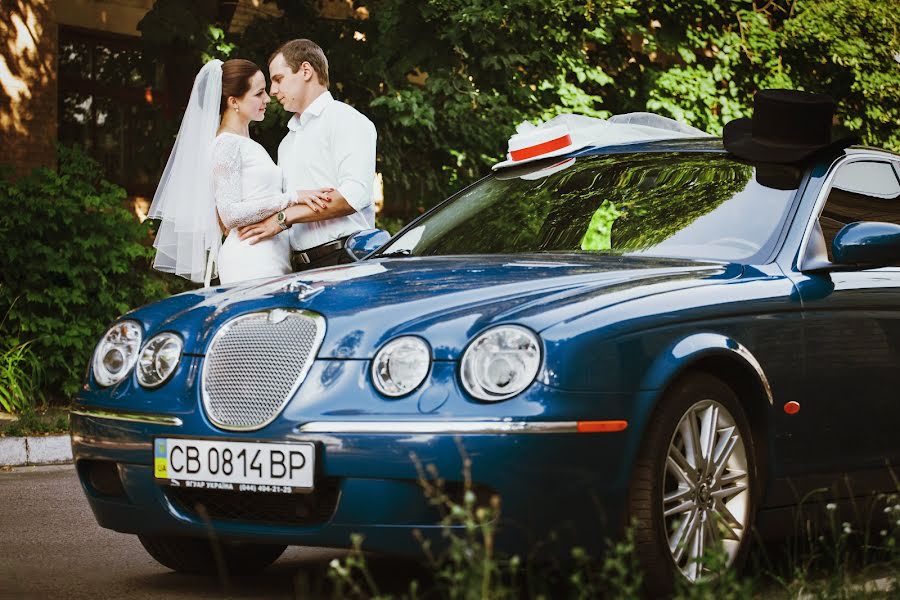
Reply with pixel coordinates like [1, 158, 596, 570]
[212, 132, 294, 285]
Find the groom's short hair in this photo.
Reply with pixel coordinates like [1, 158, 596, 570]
[269, 39, 329, 88]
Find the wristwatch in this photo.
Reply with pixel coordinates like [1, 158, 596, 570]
[276, 210, 290, 230]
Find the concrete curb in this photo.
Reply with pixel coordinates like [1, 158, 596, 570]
[0, 434, 72, 466]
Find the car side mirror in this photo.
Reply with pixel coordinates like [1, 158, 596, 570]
[832, 221, 900, 267]
[344, 229, 392, 261]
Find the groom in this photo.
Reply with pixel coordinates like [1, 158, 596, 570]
[237, 39, 377, 270]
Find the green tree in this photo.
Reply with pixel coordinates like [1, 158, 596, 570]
[136, 0, 898, 221]
[0, 147, 171, 400]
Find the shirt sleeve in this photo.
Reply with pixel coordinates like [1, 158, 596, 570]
[212, 136, 294, 229]
[331, 110, 377, 213]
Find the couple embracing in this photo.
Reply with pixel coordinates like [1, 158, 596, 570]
[149, 39, 376, 286]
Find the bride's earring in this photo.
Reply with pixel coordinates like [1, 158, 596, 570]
[233, 106, 239, 114]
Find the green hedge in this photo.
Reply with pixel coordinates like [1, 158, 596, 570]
[0, 146, 172, 402]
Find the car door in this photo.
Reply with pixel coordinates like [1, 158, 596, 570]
[790, 156, 900, 498]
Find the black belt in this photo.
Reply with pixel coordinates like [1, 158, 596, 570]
[294, 235, 351, 264]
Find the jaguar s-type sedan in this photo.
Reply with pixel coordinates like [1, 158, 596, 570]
[72, 138, 900, 592]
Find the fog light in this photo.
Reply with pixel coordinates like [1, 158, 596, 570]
[81, 460, 126, 498]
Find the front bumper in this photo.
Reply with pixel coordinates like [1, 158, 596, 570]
[71, 416, 638, 556]
[71, 360, 653, 556]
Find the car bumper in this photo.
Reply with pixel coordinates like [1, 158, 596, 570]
[70, 409, 642, 556]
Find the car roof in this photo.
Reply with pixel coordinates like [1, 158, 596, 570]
[575, 137, 727, 156]
[508, 138, 899, 168]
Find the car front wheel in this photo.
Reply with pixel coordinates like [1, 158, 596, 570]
[138, 534, 287, 575]
[627, 372, 757, 595]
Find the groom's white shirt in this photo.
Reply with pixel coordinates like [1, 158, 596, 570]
[278, 91, 377, 251]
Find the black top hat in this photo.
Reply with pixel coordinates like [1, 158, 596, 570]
[723, 89, 858, 164]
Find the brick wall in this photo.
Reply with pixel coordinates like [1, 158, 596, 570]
[0, 0, 58, 178]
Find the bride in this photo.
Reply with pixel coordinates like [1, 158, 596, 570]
[148, 59, 330, 285]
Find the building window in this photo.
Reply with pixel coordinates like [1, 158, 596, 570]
[58, 26, 171, 198]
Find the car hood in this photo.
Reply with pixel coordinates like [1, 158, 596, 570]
[131, 255, 741, 359]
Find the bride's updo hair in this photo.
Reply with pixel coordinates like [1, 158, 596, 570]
[220, 59, 262, 115]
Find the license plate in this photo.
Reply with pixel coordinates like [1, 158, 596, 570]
[154, 438, 315, 494]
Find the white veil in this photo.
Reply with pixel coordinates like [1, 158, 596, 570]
[148, 59, 223, 284]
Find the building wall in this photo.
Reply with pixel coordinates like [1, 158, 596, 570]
[0, 0, 58, 177]
[56, 0, 154, 37]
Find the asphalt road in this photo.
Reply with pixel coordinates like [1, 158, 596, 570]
[0, 465, 360, 599]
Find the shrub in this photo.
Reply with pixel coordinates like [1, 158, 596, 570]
[0, 332, 42, 413]
[0, 146, 171, 401]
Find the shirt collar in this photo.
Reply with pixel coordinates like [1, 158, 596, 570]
[287, 91, 334, 131]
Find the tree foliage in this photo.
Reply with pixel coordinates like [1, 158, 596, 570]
[138, 0, 898, 218]
[0, 147, 171, 400]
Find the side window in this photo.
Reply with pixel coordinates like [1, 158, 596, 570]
[818, 160, 900, 260]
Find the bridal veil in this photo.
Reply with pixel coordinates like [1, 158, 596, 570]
[148, 59, 223, 284]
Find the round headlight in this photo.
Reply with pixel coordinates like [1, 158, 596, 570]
[92, 320, 142, 387]
[372, 336, 431, 397]
[137, 333, 183, 388]
[460, 325, 541, 401]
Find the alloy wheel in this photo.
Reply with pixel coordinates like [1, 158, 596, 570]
[662, 399, 751, 581]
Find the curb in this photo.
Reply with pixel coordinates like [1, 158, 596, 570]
[0, 434, 72, 466]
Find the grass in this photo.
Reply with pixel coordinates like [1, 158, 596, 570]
[0, 406, 70, 437]
[319, 454, 900, 599]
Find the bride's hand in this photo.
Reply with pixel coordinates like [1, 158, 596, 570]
[291, 188, 334, 212]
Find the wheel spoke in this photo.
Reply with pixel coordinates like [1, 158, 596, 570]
[667, 446, 698, 486]
[711, 483, 748, 501]
[664, 498, 696, 518]
[664, 485, 693, 505]
[712, 497, 744, 532]
[680, 411, 703, 472]
[699, 404, 719, 479]
[704, 512, 721, 558]
[718, 470, 747, 486]
[710, 426, 738, 482]
[670, 509, 698, 561]
[716, 500, 744, 541]
[687, 514, 706, 580]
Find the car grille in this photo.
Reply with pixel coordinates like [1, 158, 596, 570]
[166, 478, 340, 526]
[202, 310, 325, 431]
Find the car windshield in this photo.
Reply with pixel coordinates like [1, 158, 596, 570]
[379, 151, 801, 263]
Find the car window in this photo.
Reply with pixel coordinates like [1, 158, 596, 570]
[818, 161, 900, 261]
[382, 152, 800, 263]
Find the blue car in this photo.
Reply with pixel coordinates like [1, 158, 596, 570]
[71, 138, 900, 591]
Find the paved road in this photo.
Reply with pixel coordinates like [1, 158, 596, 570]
[0, 465, 356, 599]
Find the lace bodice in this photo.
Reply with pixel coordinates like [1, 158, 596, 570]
[212, 133, 293, 229]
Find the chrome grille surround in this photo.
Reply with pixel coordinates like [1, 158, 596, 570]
[201, 309, 326, 431]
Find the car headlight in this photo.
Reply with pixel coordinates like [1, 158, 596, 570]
[92, 321, 142, 387]
[460, 325, 541, 401]
[137, 333, 183, 388]
[372, 336, 431, 397]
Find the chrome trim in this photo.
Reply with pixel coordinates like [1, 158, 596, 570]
[201, 309, 326, 432]
[297, 420, 578, 434]
[730, 341, 775, 406]
[71, 408, 183, 427]
[797, 152, 900, 271]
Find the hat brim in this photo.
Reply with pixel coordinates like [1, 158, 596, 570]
[723, 118, 858, 164]
[492, 143, 583, 170]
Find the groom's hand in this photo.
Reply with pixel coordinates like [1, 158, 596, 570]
[237, 214, 281, 245]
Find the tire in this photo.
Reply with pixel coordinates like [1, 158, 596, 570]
[626, 372, 758, 596]
[138, 535, 287, 575]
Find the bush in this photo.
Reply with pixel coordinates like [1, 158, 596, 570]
[0, 146, 171, 401]
[0, 330, 42, 413]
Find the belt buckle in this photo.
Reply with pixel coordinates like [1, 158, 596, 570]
[297, 252, 311, 264]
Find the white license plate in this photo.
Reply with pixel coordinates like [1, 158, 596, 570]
[154, 438, 315, 494]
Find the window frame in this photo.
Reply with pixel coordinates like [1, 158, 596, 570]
[797, 151, 900, 271]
